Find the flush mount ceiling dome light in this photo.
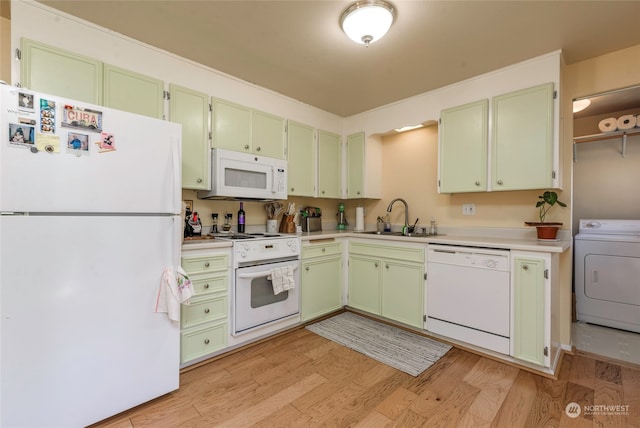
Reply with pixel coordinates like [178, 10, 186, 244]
[341, 0, 396, 47]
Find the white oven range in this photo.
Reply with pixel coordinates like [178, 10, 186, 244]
[220, 233, 301, 336]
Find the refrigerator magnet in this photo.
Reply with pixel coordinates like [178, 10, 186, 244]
[67, 132, 89, 155]
[9, 123, 35, 147]
[95, 132, 116, 153]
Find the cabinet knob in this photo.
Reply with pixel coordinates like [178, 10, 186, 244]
[374, 262, 379, 268]
[497, 180, 503, 185]
[244, 144, 250, 149]
[197, 178, 203, 183]
[522, 264, 529, 271]
[321, 190, 325, 194]
[204, 308, 210, 314]
[204, 283, 210, 289]
[256, 146, 261, 152]
[305, 266, 310, 271]
[322, 248, 326, 252]
[357, 191, 361, 195]
[204, 262, 210, 267]
[475, 181, 480, 186]
[204, 339, 210, 345]
[291, 187, 295, 192]
[385, 264, 390, 269]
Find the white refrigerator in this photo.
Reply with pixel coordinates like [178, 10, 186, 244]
[0, 85, 183, 427]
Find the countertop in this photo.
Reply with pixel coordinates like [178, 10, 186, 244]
[181, 227, 572, 254]
[300, 229, 571, 253]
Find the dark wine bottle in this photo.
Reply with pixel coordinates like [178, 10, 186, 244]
[237, 202, 245, 233]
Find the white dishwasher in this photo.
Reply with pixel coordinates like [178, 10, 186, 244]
[427, 244, 511, 354]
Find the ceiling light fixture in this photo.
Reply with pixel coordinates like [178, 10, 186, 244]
[573, 98, 591, 113]
[340, 0, 396, 47]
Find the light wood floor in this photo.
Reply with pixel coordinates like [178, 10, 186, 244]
[92, 327, 640, 428]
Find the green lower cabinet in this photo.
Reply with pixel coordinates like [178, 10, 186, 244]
[512, 255, 549, 367]
[381, 260, 424, 328]
[348, 255, 381, 314]
[301, 256, 342, 321]
[348, 241, 425, 328]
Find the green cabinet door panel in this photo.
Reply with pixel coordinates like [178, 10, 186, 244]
[492, 83, 554, 191]
[439, 99, 488, 193]
[318, 130, 342, 198]
[252, 109, 286, 159]
[287, 121, 316, 196]
[21, 38, 102, 104]
[212, 98, 251, 153]
[301, 256, 343, 322]
[103, 64, 164, 119]
[346, 132, 365, 198]
[169, 84, 209, 190]
[381, 260, 424, 328]
[348, 255, 381, 314]
[513, 256, 546, 366]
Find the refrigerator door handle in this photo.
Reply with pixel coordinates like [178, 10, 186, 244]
[171, 139, 182, 212]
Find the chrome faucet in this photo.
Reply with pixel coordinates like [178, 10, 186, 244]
[386, 198, 409, 235]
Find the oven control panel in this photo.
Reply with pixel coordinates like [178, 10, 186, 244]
[234, 237, 300, 264]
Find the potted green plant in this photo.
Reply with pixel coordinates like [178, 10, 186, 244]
[525, 191, 567, 240]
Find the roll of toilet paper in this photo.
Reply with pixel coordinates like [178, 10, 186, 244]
[355, 206, 364, 231]
[636, 115, 640, 128]
[617, 114, 637, 130]
[598, 117, 618, 133]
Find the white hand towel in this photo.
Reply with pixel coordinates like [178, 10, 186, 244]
[154, 266, 194, 321]
[269, 266, 295, 295]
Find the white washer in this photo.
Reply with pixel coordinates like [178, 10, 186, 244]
[574, 219, 640, 333]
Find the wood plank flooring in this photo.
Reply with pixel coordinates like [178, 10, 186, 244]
[91, 328, 640, 428]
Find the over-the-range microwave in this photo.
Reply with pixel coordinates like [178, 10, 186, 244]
[197, 148, 288, 201]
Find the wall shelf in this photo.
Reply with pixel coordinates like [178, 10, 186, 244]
[573, 128, 640, 161]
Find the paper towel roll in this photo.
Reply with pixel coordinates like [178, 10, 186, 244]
[598, 117, 618, 133]
[617, 114, 637, 130]
[355, 206, 364, 231]
[636, 115, 640, 128]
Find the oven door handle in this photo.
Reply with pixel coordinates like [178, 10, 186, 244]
[238, 266, 298, 280]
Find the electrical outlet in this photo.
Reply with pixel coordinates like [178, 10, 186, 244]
[462, 203, 476, 215]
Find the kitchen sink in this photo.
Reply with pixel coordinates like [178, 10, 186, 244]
[358, 231, 439, 237]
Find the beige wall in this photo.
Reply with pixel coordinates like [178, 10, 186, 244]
[0, 1, 10, 83]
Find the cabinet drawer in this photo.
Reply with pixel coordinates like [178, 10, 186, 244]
[181, 254, 228, 275]
[181, 321, 227, 363]
[191, 274, 228, 296]
[181, 294, 227, 329]
[302, 241, 342, 259]
[349, 242, 424, 263]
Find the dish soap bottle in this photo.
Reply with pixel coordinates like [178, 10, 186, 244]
[237, 202, 245, 233]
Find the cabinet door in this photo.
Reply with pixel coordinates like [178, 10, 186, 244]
[287, 121, 316, 197]
[21, 38, 102, 104]
[212, 98, 251, 153]
[169, 84, 210, 190]
[252, 109, 286, 159]
[348, 255, 380, 314]
[302, 256, 342, 321]
[103, 64, 164, 119]
[381, 260, 424, 328]
[512, 256, 548, 366]
[492, 83, 554, 191]
[439, 100, 488, 193]
[346, 132, 365, 199]
[318, 130, 341, 198]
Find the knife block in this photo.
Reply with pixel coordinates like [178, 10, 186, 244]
[302, 217, 322, 232]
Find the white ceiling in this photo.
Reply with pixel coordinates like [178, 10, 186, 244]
[35, 1, 640, 117]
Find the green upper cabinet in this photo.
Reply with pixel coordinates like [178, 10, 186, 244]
[212, 98, 251, 153]
[252, 109, 286, 159]
[346, 132, 365, 199]
[103, 64, 164, 119]
[212, 99, 286, 159]
[439, 99, 489, 193]
[287, 121, 316, 197]
[169, 84, 210, 190]
[317, 130, 341, 199]
[492, 83, 555, 191]
[20, 38, 102, 104]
